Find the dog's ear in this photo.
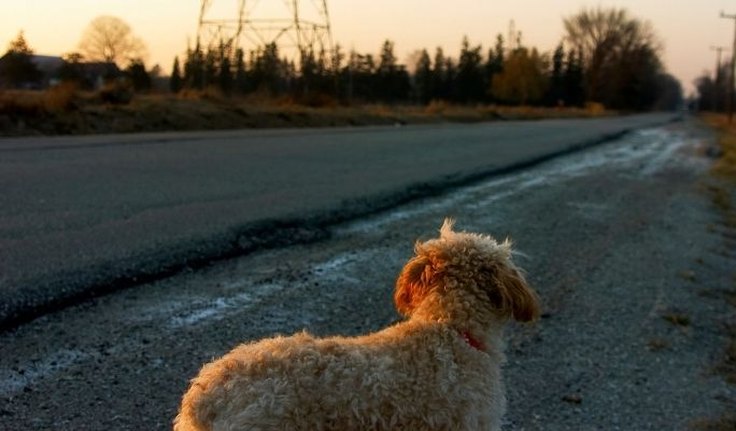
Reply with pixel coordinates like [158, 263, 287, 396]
[491, 264, 541, 322]
[440, 218, 456, 238]
[394, 250, 433, 317]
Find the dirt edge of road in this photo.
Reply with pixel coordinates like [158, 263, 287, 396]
[0, 116, 681, 333]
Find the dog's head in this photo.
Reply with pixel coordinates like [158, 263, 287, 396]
[394, 219, 540, 322]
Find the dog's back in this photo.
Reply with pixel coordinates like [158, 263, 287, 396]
[175, 322, 503, 431]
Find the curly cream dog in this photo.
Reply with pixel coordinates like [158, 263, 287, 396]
[174, 219, 540, 431]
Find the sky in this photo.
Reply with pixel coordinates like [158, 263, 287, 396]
[0, 0, 733, 95]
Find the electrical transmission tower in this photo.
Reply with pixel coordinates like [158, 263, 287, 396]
[197, 0, 335, 61]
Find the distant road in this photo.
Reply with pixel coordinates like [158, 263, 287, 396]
[0, 113, 677, 327]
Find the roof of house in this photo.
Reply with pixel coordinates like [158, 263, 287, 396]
[30, 55, 64, 74]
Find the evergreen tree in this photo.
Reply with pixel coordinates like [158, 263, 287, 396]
[170, 56, 183, 93]
[485, 34, 505, 100]
[375, 40, 409, 102]
[564, 49, 584, 106]
[125, 59, 151, 91]
[203, 47, 217, 88]
[332, 44, 344, 75]
[299, 48, 318, 97]
[331, 43, 344, 97]
[431, 47, 446, 100]
[252, 43, 283, 95]
[184, 42, 205, 90]
[413, 49, 432, 104]
[362, 53, 377, 100]
[456, 36, 484, 103]
[0, 31, 41, 88]
[316, 48, 328, 90]
[443, 57, 457, 101]
[378, 40, 397, 73]
[234, 48, 248, 94]
[392, 66, 411, 103]
[377, 40, 397, 101]
[7, 31, 33, 55]
[210, 40, 234, 95]
[546, 43, 565, 105]
[342, 50, 378, 102]
[282, 57, 297, 94]
[219, 54, 233, 94]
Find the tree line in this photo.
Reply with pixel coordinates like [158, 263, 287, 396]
[1, 8, 683, 111]
[171, 7, 681, 111]
[694, 59, 732, 112]
[172, 35, 586, 107]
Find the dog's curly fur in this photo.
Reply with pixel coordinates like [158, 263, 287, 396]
[174, 219, 540, 431]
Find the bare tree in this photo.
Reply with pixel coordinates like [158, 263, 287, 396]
[564, 8, 659, 63]
[563, 7, 661, 106]
[78, 16, 147, 66]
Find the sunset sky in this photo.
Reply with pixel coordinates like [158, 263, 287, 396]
[0, 0, 733, 94]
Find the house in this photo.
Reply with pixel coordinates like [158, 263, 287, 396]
[32, 55, 64, 86]
[0, 53, 121, 90]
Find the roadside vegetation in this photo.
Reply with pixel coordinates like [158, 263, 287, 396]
[0, 7, 682, 136]
[695, 114, 736, 430]
[0, 90, 614, 136]
[702, 115, 736, 181]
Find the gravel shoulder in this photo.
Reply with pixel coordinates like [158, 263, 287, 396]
[0, 117, 733, 430]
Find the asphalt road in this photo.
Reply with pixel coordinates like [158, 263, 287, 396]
[1, 118, 733, 430]
[0, 114, 677, 328]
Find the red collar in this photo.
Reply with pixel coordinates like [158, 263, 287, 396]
[459, 330, 485, 352]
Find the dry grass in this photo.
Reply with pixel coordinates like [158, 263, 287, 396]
[646, 338, 670, 352]
[661, 311, 691, 327]
[0, 84, 77, 116]
[698, 288, 736, 308]
[695, 323, 736, 431]
[703, 183, 736, 231]
[694, 113, 736, 429]
[700, 115, 736, 230]
[690, 413, 736, 431]
[701, 114, 736, 180]
[679, 269, 697, 282]
[423, 100, 613, 121]
[0, 91, 616, 136]
[716, 323, 736, 385]
[42, 82, 78, 112]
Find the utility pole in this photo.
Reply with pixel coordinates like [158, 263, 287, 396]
[720, 11, 736, 122]
[711, 45, 728, 112]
